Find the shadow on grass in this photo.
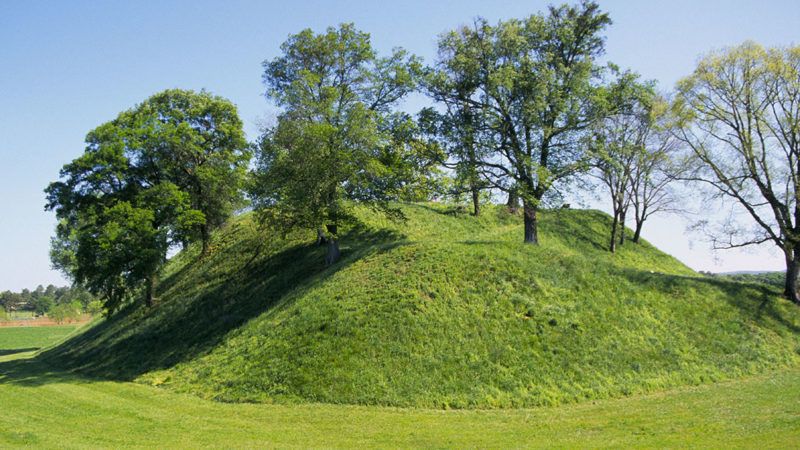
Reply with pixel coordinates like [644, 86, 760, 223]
[0, 357, 96, 386]
[0, 348, 39, 357]
[412, 203, 472, 218]
[617, 269, 800, 333]
[0, 222, 405, 387]
[542, 209, 610, 251]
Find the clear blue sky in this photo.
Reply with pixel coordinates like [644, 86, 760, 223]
[1, 0, 798, 291]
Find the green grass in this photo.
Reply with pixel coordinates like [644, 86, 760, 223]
[38, 203, 800, 408]
[1, 350, 799, 448]
[0, 325, 80, 362]
[0, 310, 36, 321]
[0, 327, 798, 448]
[0, 216, 800, 449]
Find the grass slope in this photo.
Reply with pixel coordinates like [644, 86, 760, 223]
[40, 203, 800, 408]
[1, 328, 799, 448]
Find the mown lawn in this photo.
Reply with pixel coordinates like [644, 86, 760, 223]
[0, 325, 79, 362]
[0, 326, 798, 448]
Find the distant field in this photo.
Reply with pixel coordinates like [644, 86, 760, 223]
[0, 311, 36, 321]
[0, 314, 92, 328]
[1, 325, 799, 448]
[0, 325, 79, 361]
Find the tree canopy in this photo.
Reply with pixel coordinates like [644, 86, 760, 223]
[46, 89, 249, 311]
[674, 42, 800, 303]
[42, 5, 800, 317]
[426, 1, 614, 244]
[251, 23, 427, 264]
[587, 73, 681, 251]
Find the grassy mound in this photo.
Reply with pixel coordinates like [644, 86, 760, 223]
[42, 204, 800, 408]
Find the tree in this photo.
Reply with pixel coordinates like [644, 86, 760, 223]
[49, 184, 200, 311]
[20, 288, 31, 306]
[379, 113, 446, 203]
[588, 73, 651, 251]
[252, 23, 422, 264]
[427, 1, 612, 244]
[49, 301, 82, 324]
[0, 291, 10, 312]
[33, 295, 54, 316]
[627, 98, 682, 243]
[139, 90, 250, 255]
[588, 75, 681, 250]
[86, 300, 104, 316]
[673, 42, 800, 304]
[45, 89, 246, 312]
[421, 57, 489, 216]
[418, 103, 488, 216]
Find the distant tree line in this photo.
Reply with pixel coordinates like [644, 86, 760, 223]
[45, 1, 800, 312]
[0, 284, 102, 319]
[701, 271, 784, 290]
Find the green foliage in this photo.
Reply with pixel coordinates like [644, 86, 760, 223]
[45, 89, 248, 311]
[673, 42, 800, 301]
[48, 302, 83, 324]
[1, 285, 98, 316]
[252, 24, 428, 250]
[37, 204, 800, 409]
[419, 76, 489, 214]
[86, 300, 104, 316]
[427, 1, 615, 241]
[32, 296, 54, 316]
[587, 72, 675, 249]
[0, 291, 25, 312]
[141, 89, 251, 250]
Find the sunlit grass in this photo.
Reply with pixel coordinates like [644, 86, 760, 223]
[1, 348, 798, 448]
[0, 325, 80, 362]
[35, 203, 800, 408]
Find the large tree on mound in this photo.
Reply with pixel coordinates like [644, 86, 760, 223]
[251, 23, 426, 265]
[674, 42, 800, 305]
[142, 90, 250, 254]
[427, 1, 613, 244]
[45, 89, 249, 311]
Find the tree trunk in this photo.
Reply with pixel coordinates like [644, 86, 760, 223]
[609, 212, 618, 253]
[618, 209, 626, 246]
[145, 275, 155, 308]
[316, 228, 328, 246]
[201, 223, 210, 256]
[523, 201, 539, 244]
[784, 250, 800, 305]
[506, 191, 519, 213]
[325, 224, 340, 265]
[633, 219, 644, 244]
[471, 187, 481, 216]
